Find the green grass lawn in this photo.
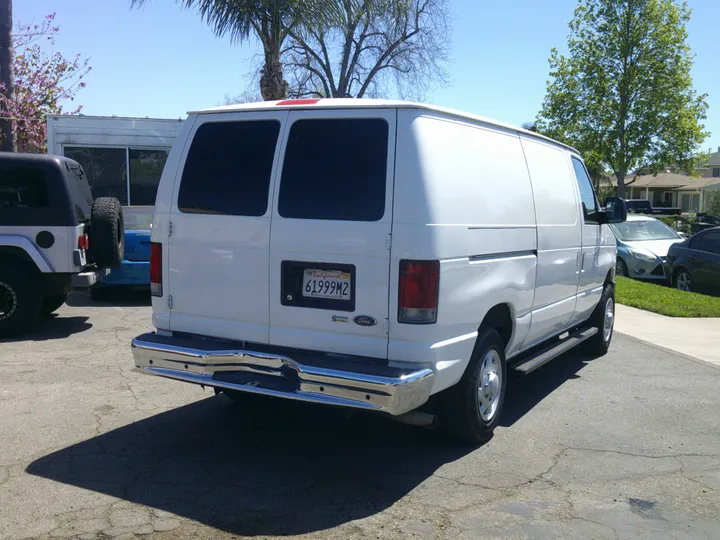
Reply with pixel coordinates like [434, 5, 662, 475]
[615, 276, 720, 317]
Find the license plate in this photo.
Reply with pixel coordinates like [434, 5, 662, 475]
[302, 269, 351, 300]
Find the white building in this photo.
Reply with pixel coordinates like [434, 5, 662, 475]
[46, 115, 185, 206]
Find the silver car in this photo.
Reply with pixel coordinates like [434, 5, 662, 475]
[610, 215, 684, 281]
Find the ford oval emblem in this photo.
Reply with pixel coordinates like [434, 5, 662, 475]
[354, 315, 377, 327]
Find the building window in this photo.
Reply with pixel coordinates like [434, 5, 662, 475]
[713, 168, 720, 178]
[64, 147, 128, 203]
[64, 146, 169, 206]
[129, 149, 168, 206]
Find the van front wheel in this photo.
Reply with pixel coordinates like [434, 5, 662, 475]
[439, 328, 507, 444]
[581, 283, 615, 356]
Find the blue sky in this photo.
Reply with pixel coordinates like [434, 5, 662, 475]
[17, 0, 720, 152]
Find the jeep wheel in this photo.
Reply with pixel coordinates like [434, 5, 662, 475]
[41, 294, 68, 316]
[439, 328, 507, 444]
[0, 266, 42, 338]
[89, 197, 125, 268]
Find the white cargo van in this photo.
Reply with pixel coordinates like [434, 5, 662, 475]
[131, 99, 627, 443]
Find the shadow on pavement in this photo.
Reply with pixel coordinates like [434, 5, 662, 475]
[27, 395, 474, 536]
[66, 288, 151, 308]
[26, 350, 594, 536]
[500, 350, 594, 428]
[1, 314, 92, 343]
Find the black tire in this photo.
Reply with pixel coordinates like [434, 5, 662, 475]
[582, 283, 615, 356]
[616, 258, 628, 277]
[0, 266, 42, 338]
[89, 197, 124, 268]
[41, 294, 67, 316]
[438, 328, 507, 444]
[673, 268, 692, 292]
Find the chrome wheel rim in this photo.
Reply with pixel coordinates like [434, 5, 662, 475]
[677, 272, 691, 292]
[0, 281, 17, 321]
[603, 298, 614, 343]
[478, 349, 502, 422]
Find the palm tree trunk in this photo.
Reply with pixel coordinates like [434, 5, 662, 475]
[0, 0, 15, 152]
[259, 47, 288, 101]
[258, 5, 287, 101]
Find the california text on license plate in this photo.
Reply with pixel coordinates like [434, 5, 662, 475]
[302, 269, 351, 300]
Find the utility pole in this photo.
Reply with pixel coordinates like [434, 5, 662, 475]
[0, 0, 16, 152]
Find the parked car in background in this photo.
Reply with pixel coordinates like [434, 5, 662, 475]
[625, 199, 682, 216]
[91, 206, 152, 300]
[0, 153, 124, 337]
[610, 215, 684, 281]
[667, 227, 720, 295]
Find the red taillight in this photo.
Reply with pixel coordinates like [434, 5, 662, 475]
[150, 242, 162, 297]
[398, 260, 439, 324]
[77, 234, 89, 250]
[276, 99, 320, 106]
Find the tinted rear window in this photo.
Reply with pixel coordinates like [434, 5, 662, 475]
[278, 118, 388, 221]
[699, 231, 720, 255]
[0, 165, 48, 208]
[178, 120, 280, 216]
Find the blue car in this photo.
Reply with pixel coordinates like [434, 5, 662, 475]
[91, 207, 152, 299]
[609, 214, 684, 282]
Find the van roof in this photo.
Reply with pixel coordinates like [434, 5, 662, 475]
[191, 98, 579, 154]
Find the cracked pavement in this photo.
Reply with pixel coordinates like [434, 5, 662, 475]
[1, 290, 719, 539]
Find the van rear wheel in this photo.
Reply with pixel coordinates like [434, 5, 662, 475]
[439, 328, 507, 444]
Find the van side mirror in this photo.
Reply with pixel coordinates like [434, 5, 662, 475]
[602, 197, 627, 224]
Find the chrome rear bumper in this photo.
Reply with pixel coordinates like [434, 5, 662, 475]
[131, 333, 434, 416]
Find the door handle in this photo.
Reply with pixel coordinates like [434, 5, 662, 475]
[690, 255, 698, 261]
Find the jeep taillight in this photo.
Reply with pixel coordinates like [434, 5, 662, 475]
[398, 260, 439, 324]
[150, 242, 162, 297]
[77, 234, 89, 250]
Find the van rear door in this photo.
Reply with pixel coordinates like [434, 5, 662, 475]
[166, 111, 287, 343]
[268, 109, 396, 359]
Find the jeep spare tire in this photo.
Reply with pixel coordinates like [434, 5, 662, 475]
[89, 197, 124, 268]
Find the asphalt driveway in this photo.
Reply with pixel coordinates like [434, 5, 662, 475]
[0, 291, 719, 540]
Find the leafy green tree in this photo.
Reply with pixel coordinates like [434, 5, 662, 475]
[537, 0, 708, 197]
[706, 191, 720, 218]
[131, 0, 371, 101]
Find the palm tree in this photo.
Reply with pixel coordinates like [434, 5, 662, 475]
[0, 0, 16, 151]
[131, 0, 362, 101]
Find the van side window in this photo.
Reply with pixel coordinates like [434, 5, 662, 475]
[278, 118, 388, 221]
[178, 120, 280, 216]
[0, 165, 49, 209]
[571, 157, 599, 223]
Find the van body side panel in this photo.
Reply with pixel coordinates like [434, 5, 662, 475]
[520, 136, 581, 348]
[389, 111, 537, 392]
[267, 109, 396, 359]
[149, 116, 196, 331]
[164, 111, 289, 343]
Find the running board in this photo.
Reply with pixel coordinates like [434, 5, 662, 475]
[511, 327, 598, 374]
